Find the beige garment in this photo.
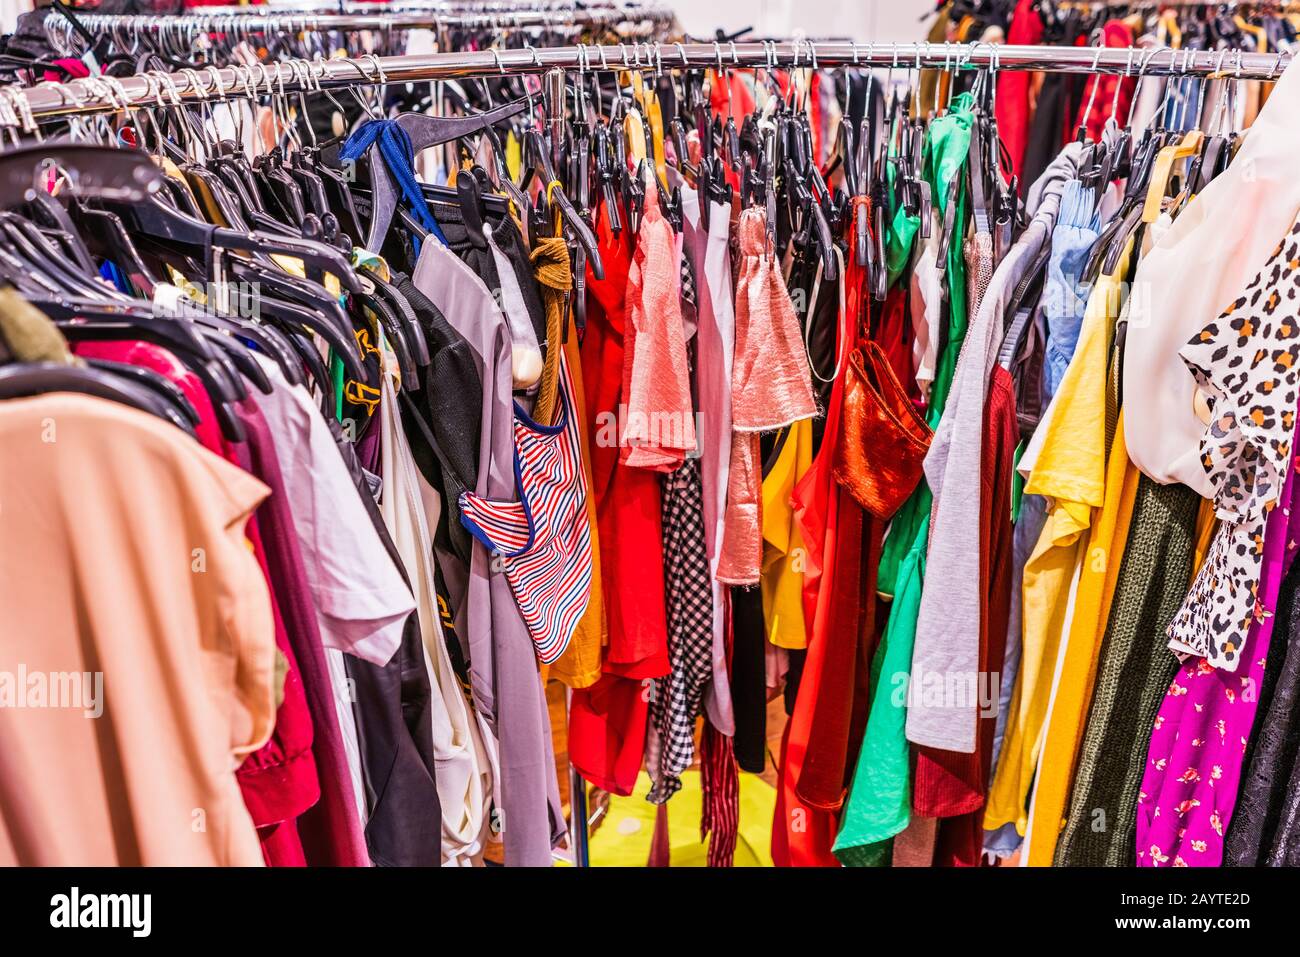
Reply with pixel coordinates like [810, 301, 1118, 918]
[909, 207, 944, 400]
[377, 348, 493, 866]
[0, 394, 274, 865]
[1123, 59, 1300, 497]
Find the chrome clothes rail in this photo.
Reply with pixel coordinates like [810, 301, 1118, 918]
[43, 5, 678, 53]
[188, 0, 654, 13]
[3, 39, 1289, 131]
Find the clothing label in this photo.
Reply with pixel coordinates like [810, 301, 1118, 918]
[406, 29, 437, 57]
[1193, 386, 1212, 426]
[151, 282, 190, 317]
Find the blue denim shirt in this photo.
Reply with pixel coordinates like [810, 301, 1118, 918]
[1042, 180, 1101, 397]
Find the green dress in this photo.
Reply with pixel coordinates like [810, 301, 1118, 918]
[834, 94, 975, 865]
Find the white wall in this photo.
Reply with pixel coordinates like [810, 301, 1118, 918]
[674, 0, 936, 45]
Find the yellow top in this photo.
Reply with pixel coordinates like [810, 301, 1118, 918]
[1024, 412, 1140, 864]
[985, 240, 1133, 835]
[761, 420, 813, 650]
[545, 321, 606, 689]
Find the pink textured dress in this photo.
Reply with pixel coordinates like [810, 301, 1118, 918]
[619, 171, 696, 472]
[717, 206, 819, 584]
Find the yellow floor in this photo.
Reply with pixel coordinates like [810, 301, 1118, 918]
[588, 770, 777, 867]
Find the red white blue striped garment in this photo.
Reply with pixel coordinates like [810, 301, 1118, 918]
[458, 353, 593, 664]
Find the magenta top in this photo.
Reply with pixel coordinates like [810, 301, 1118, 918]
[1137, 444, 1300, 866]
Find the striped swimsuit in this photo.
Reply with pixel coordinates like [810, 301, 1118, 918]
[458, 352, 593, 664]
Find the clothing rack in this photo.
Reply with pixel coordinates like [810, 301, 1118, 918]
[43, 5, 677, 53]
[188, 0, 658, 12]
[32, 2, 670, 873]
[1090, 0, 1300, 6]
[6, 24, 1289, 870]
[3, 39, 1291, 131]
[58, 0, 647, 12]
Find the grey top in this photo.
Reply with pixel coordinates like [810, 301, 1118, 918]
[906, 142, 1084, 753]
[413, 241, 566, 866]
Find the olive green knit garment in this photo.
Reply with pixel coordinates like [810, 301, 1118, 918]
[1053, 476, 1199, 867]
[1104, 324, 1123, 455]
[0, 287, 77, 365]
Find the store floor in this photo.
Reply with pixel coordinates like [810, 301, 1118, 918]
[486, 682, 788, 865]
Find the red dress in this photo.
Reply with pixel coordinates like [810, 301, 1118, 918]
[913, 366, 1016, 866]
[994, 0, 1045, 184]
[772, 227, 870, 867]
[567, 207, 671, 796]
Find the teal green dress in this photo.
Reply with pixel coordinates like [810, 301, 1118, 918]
[834, 94, 975, 865]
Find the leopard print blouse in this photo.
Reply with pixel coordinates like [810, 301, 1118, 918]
[1166, 216, 1300, 671]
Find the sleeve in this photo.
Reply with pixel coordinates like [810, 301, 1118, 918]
[188, 446, 278, 759]
[298, 390, 415, 666]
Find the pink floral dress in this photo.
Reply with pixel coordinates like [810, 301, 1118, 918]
[1137, 221, 1300, 865]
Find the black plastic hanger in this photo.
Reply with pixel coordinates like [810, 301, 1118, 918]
[82, 356, 201, 428]
[97, 190, 365, 295]
[521, 127, 606, 277]
[70, 204, 160, 298]
[360, 97, 530, 253]
[0, 361, 196, 435]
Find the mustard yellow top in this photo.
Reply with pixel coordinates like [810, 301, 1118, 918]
[985, 240, 1132, 836]
[1024, 412, 1140, 864]
[761, 420, 813, 650]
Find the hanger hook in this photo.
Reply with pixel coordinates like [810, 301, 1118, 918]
[241, 62, 259, 103]
[1110, 43, 1136, 121]
[343, 57, 381, 119]
[1151, 46, 1180, 128]
[181, 67, 208, 104]
[1207, 48, 1232, 134]
[1078, 42, 1106, 135]
[0, 90, 21, 146]
[861, 40, 875, 105]
[962, 41, 984, 100]
[206, 65, 227, 102]
[938, 40, 955, 114]
[157, 69, 184, 108]
[4, 86, 38, 139]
